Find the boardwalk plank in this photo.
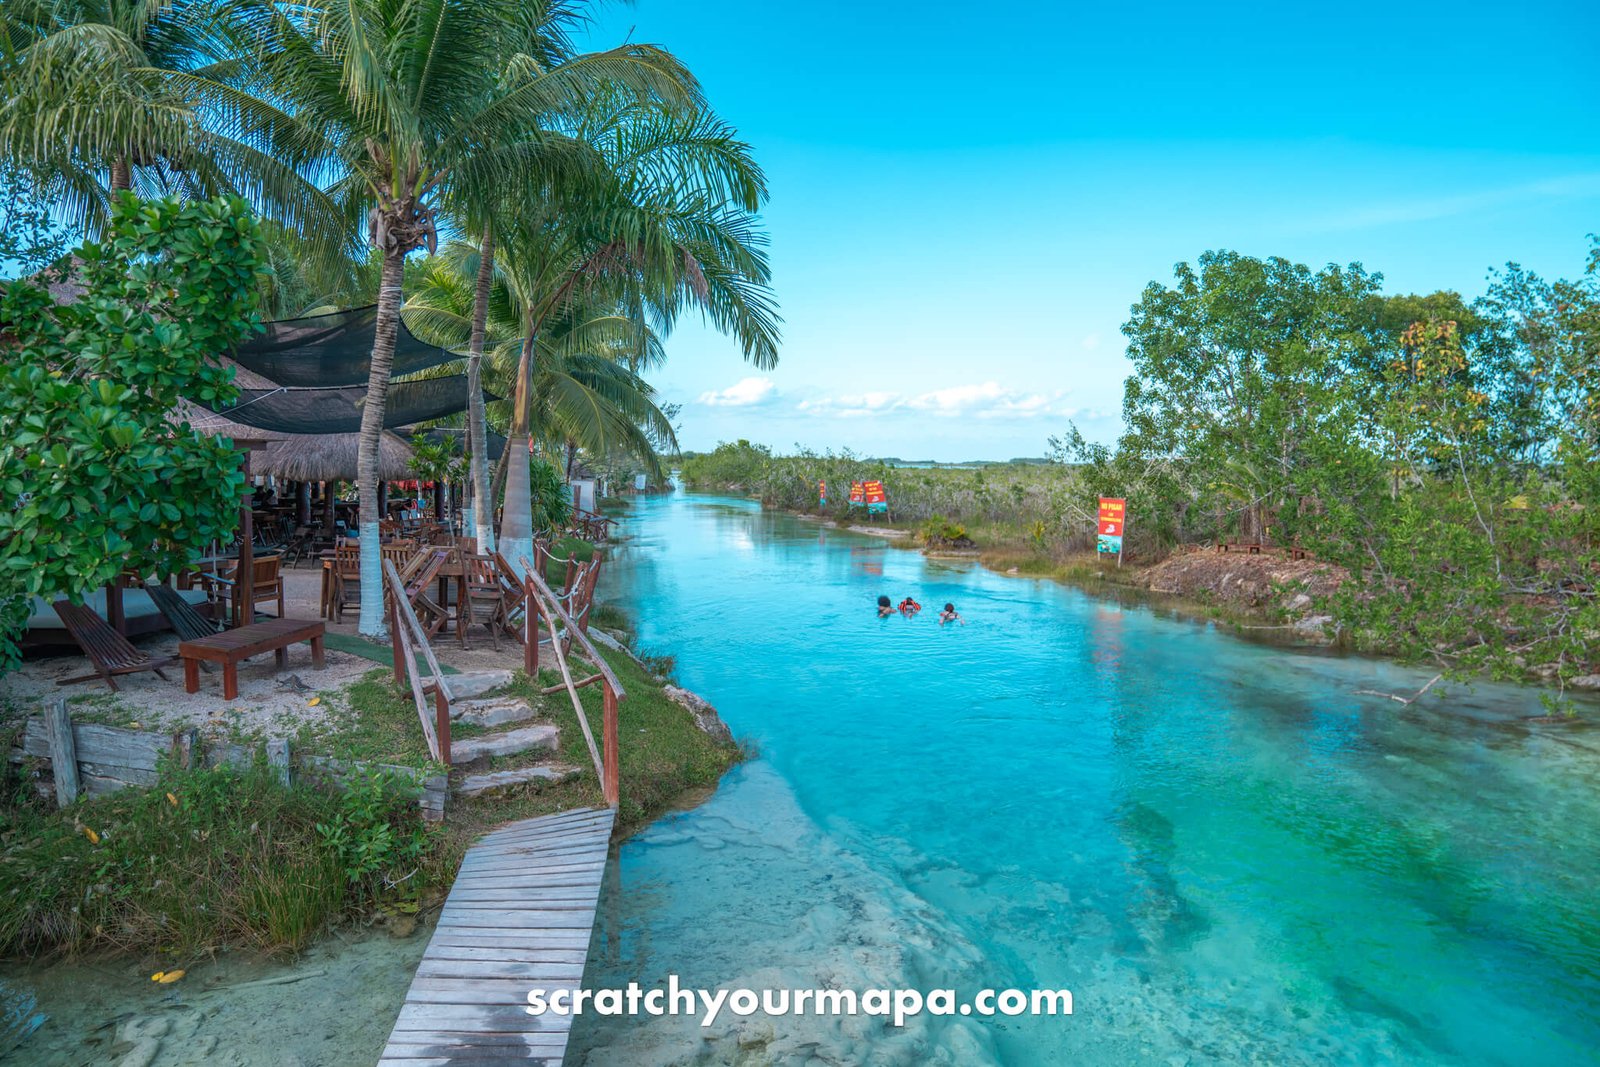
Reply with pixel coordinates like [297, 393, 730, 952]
[376, 807, 613, 1067]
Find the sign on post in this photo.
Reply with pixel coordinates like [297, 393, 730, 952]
[1097, 497, 1126, 566]
[863, 480, 888, 515]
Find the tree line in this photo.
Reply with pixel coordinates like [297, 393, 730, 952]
[1, 0, 780, 638]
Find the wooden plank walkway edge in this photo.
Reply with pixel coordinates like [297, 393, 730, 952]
[378, 807, 615, 1066]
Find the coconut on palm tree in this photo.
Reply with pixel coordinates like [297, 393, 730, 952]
[258, 0, 702, 635]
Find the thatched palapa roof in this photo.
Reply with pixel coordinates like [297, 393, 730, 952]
[180, 359, 417, 482]
[252, 432, 416, 482]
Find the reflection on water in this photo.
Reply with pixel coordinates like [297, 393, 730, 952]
[570, 493, 1600, 1066]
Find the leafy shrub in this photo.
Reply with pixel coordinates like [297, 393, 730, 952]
[0, 760, 440, 959]
[918, 515, 971, 547]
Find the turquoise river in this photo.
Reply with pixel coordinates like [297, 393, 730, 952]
[566, 492, 1600, 1067]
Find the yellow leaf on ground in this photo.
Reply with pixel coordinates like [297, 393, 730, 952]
[82, 827, 100, 845]
[155, 970, 185, 984]
[308, 697, 321, 707]
[150, 972, 165, 982]
[166, 793, 178, 806]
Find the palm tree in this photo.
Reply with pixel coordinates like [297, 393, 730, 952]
[483, 98, 781, 570]
[405, 248, 680, 485]
[0, 0, 339, 243]
[260, 0, 702, 635]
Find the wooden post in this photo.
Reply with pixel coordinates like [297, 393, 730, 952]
[602, 681, 620, 808]
[297, 481, 311, 526]
[434, 687, 452, 766]
[106, 577, 126, 635]
[266, 738, 291, 787]
[238, 448, 255, 627]
[45, 698, 79, 807]
[524, 578, 540, 676]
[323, 480, 336, 536]
[389, 586, 407, 687]
[173, 727, 199, 770]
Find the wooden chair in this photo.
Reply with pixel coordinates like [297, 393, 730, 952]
[492, 551, 530, 645]
[405, 548, 454, 637]
[52, 600, 176, 691]
[459, 554, 506, 650]
[281, 526, 316, 568]
[332, 543, 362, 623]
[206, 555, 286, 623]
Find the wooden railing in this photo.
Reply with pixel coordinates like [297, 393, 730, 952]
[519, 558, 623, 808]
[383, 558, 451, 764]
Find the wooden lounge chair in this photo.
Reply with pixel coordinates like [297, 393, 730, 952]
[52, 600, 176, 691]
[147, 583, 224, 642]
[147, 583, 224, 674]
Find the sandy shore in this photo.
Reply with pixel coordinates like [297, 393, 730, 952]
[2, 566, 527, 740]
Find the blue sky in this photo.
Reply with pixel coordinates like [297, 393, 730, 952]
[583, 1, 1600, 461]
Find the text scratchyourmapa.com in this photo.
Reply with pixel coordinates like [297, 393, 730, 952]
[527, 978, 1073, 1029]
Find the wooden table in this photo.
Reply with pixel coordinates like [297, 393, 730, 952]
[179, 618, 326, 700]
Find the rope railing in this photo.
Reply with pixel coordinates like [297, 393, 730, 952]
[519, 557, 623, 808]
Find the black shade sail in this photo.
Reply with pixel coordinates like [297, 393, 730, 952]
[230, 306, 458, 387]
[213, 376, 493, 435]
[404, 426, 508, 462]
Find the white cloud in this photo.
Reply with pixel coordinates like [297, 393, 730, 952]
[697, 377, 777, 407]
[797, 381, 1078, 421]
[1304, 172, 1600, 233]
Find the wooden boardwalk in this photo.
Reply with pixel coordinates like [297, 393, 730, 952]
[377, 807, 616, 1065]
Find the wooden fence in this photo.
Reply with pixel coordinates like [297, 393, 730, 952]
[520, 558, 623, 808]
[7, 700, 447, 820]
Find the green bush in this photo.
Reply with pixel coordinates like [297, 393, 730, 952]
[917, 515, 970, 546]
[0, 761, 439, 959]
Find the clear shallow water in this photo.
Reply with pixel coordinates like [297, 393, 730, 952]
[569, 493, 1600, 1066]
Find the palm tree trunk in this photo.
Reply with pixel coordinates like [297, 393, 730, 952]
[490, 443, 509, 522]
[467, 227, 496, 552]
[498, 323, 537, 575]
[564, 441, 577, 481]
[356, 246, 406, 636]
[110, 155, 131, 192]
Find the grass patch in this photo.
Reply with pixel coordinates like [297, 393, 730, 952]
[292, 668, 481, 768]
[589, 600, 632, 636]
[0, 760, 447, 960]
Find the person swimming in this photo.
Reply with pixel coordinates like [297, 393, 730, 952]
[877, 595, 895, 618]
[899, 596, 922, 616]
[939, 602, 964, 625]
